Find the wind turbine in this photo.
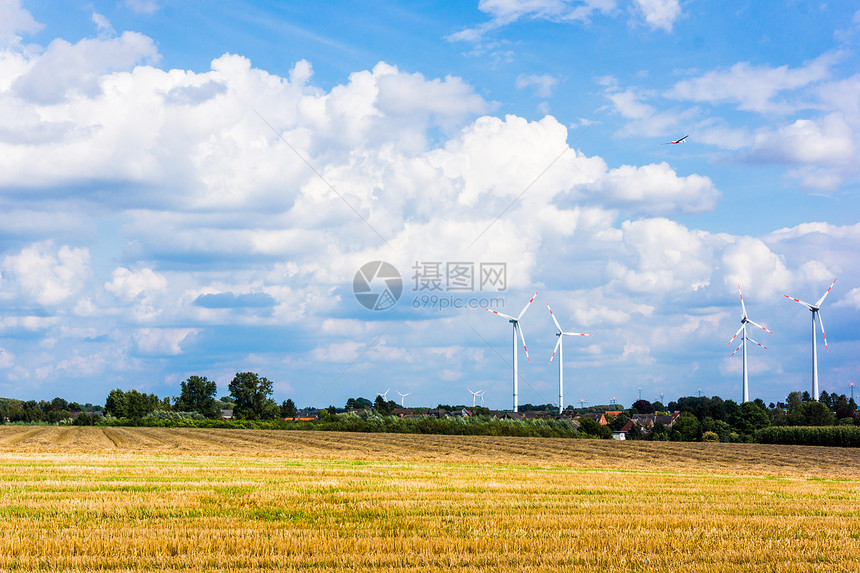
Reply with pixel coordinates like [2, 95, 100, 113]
[784, 278, 836, 401]
[546, 302, 592, 415]
[395, 391, 411, 407]
[467, 388, 485, 408]
[727, 285, 773, 403]
[484, 290, 539, 412]
[378, 388, 391, 401]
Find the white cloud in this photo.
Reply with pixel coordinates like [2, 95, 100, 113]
[515, 73, 559, 98]
[133, 328, 198, 356]
[586, 161, 720, 214]
[721, 237, 793, 299]
[0, 0, 42, 45]
[1, 242, 90, 306]
[448, 0, 618, 43]
[607, 218, 716, 294]
[92, 13, 115, 37]
[631, 0, 681, 32]
[105, 267, 169, 321]
[0, 348, 13, 369]
[666, 54, 836, 113]
[12, 31, 160, 103]
[125, 0, 159, 14]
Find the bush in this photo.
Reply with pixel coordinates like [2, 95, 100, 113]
[701, 431, 719, 442]
[755, 426, 860, 447]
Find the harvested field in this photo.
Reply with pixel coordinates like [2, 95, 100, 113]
[1, 426, 859, 478]
[1, 427, 859, 571]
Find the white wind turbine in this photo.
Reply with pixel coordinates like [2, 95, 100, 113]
[378, 388, 391, 401]
[546, 302, 592, 416]
[484, 290, 539, 412]
[784, 278, 836, 401]
[727, 285, 773, 403]
[395, 391, 411, 407]
[467, 388, 485, 408]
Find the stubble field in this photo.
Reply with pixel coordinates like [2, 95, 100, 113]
[1, 426, 859, 571]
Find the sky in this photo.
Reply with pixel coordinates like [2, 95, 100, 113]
[1, 0, 859, 410]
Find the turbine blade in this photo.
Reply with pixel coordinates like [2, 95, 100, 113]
[784, 294, 814, 310]
[746, 319, 774, 335]
[517, 290, 539, 321]
[815, 278, 837, 308]
[730, 342, 742, 357]
[549, 336, 562, 365]
[727, 324, 744, 346]
[746, 337, 767, 350]
[546, 302, 563, 333]
[518, 323, 530, 362]
[563, 331, 592, 337]
[737, 284, 747, 319]
[485, 307, 516, 321]
[817, 311, 829, 352]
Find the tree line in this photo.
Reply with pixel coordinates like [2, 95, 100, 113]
[2, 376, 858, 447]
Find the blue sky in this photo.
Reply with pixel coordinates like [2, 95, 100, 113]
[1, 0, 859, 410]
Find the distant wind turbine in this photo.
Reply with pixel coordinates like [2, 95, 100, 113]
[395, 391, 411, 407]
[484, 290, 539, 412]
[546, 302, 592, 416]
[784, 278, 836, 401]
[727, 285, 773, 403]
[378, 388, 391, 401]
[467, 388, 485, 408]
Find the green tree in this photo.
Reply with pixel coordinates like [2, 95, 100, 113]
[632, 399, 654, 414]
[374, 395, 392, 415]
[701, 431, 719, 442]
[105, 389, 127, 417]
[607, 412, 629, 431]
[729, 401, 770, 435]
[799, 401, 835, 426]
[228, 372, 278, 420]
[175, 375, 220, 418]
[670, 412, 700, 441]
[577, 416, 611, 439]
[281, 399, 297, 419]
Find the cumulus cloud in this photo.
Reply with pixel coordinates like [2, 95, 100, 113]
[0, 0, 42, 45]
[12, 31, 160, 104]
[721, 237, 793, 298]
[1, 242, 90, 306]
[133, 328, 198, 356]
[607, 218, 715, 294]
[586, 162, 720, 214]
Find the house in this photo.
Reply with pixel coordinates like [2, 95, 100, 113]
[220, 409, 233, 419]
[577, 412, 608, 425]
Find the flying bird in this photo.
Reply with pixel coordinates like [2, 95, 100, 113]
[663, 135, 688, 144]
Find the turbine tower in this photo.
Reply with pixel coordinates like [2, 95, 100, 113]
[546, 302, 592, 416]
[784, 279, 836, 401]
[484, 290, 538, 412]
[727, 284, 773, 403]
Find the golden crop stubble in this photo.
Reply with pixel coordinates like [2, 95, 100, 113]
[1, 450, 860, 572]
